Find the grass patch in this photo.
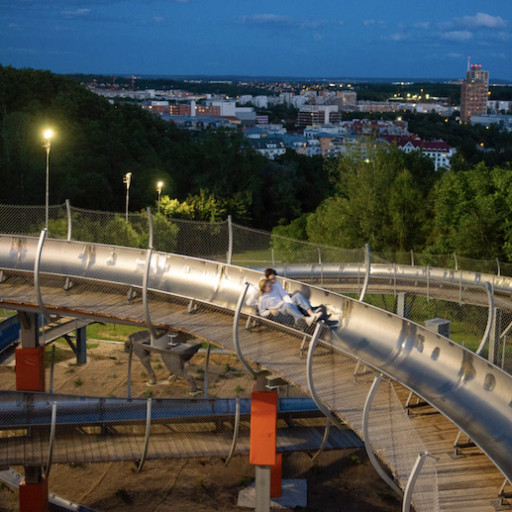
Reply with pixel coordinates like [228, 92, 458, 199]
[44, 345, 75, 364]
[73, 378, 84, 388]
[87, 323, 142, 342]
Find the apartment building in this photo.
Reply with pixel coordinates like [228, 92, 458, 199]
[460, 64, 489, 123]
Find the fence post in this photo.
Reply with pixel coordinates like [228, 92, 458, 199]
[34, 230, 51, 321]
[227, 215, 233, 265]
[143, 208, 157, 345]
[65, 199, 72, 241]
[359, 243, 371, 302]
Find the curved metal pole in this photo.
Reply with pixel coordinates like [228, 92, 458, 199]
[226, 215, 233, 265]
[147, 207, 154, 250]
[306, 322, 338, 424]
[127, 340, 133, 399]
[65, 199, 72, 241]
[233, 283, 257, 378]
[311, 418, 331, 463]
[49, 345, 56, 393]
[358, 243, 371, 302]
[34, 229, 51, 320]
[362, 374, 402, 495]
[143, 209, 157, 345]
[204, 344, 211, 398]
[143, 247, 158, 345]
[45, 401, 58, 479]
[402, 452, 430, 512]
[476, 281, 494, 356]
[224, 397, 241, 467]
[137, 398, 152, 473]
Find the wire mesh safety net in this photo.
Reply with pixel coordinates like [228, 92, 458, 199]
[2, 201, 512, 510]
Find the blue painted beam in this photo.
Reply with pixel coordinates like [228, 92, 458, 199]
[0, 391, 321, 428]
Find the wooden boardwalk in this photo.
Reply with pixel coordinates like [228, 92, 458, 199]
[0, 277, 510, 511]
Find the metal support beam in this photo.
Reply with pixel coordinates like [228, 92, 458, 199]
[34, 230, 51, 321]
[18, 312, 40, 348]
[233, 283, 257, 378]
[137, 398, 152, 473]
[358, 243, 371, 302]
[225, 397, 241, 467]
[226, 215, 233, 265]
[476, 282, 495, 357]
[255, 465, 271, 512]
[362, 374, 402, 496]
[306, 322, 340, 425]
[76, 325, 87, 364]
[402, 452, 429, 512]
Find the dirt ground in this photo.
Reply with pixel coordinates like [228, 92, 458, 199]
[0, 339, 401, 512]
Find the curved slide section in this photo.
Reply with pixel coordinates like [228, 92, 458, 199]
[0, 234, 511, 482]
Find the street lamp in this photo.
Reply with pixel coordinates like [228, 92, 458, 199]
[156, 181, 164, 213]
[123, 172, 132, 222]
[43, 128, 54, 230]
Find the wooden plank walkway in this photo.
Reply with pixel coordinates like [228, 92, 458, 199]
[0, 277, 509, 511]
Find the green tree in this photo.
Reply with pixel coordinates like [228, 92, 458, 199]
[306, 144, 428, 251]
[428, 164, 512, 260]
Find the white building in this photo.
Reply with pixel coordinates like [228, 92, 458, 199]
[205, 100, 237, 117]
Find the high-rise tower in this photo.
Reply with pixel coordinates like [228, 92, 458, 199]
[460, 60, 489, 123]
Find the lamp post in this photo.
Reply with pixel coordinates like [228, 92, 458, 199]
[43, 129, 54, 230]
[123, 172, 132, 222]
[156, 181, 164, 213]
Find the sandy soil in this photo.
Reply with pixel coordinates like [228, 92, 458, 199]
[0, 339, 401, 511]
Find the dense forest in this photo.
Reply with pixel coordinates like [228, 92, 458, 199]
[1, 65, 512, 260]
[0, 65, 329, 230]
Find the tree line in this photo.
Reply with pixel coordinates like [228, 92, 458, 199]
[275, 144, 512, 262]
[0, 65, 329, 230]
[2, 65, 512, 261]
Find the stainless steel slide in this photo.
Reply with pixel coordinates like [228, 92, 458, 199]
[0, 234, 511, 482]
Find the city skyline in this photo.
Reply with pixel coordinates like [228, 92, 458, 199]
[1, 0, 511, 81]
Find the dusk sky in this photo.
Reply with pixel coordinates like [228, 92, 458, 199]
[1, 0, 511, 81]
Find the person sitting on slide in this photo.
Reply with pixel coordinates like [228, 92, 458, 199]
[264, 268, 331, 322]
[258, 278, 322, 328]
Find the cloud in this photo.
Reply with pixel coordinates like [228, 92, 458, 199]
[363, 19, 387, 28]
[61, 8, 91, 19]
[235, 14, 340, 30]
[447, 52, 462, 59]
[441, 30, 473, 42]
[458, 12, 507, 29]
[414, 21, 430, 30]
[389, 32, 407, 42]
[236, 14, 295, 27]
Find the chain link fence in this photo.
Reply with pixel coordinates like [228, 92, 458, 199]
[1, 201, 512, 373]
[3, 203, 512, 509]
